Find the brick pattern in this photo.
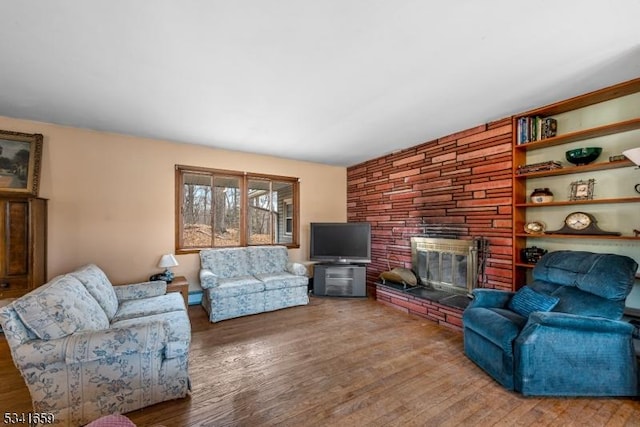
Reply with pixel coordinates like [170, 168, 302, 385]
[347, 118, 513, 326]
[376, 285, 463, 331]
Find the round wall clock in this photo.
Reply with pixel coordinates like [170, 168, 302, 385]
[547, 211, 621, 235]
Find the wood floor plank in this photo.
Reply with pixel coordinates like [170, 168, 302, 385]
[1, 296, 639, 426]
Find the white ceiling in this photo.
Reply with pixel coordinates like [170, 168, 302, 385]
[1, 1, 639, 167]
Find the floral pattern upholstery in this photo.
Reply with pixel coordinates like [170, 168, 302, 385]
[247, 246, 288, 274]
[0, 265, 190, 426]
[212, 277, 265, 297]
[254, 272, 308, 290]
[69, 264, 119, 319]
[13, 275, 110, 340]
[113, 280, 167, 301]
[200, 246, 309, 322]
[111, 292, 184, 322]
[110, 310, 190, 359]
[286, 262, 308, 276]
[199, 247, 250, 288]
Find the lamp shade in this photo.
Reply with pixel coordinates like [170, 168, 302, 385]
[158, 254, 179, 269]
[623, 147, 640, 166]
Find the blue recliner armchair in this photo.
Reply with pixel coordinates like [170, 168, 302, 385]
[463, 250, 638, 396]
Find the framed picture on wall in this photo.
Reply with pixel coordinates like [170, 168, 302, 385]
[569, 179, 595, 201]
[0, 129, 43, 196]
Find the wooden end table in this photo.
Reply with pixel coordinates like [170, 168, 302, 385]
[167, 276, 189, 307]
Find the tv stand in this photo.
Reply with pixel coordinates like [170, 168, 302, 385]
[313, 264, 366, 297]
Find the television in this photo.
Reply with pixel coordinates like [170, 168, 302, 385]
[310, 222, 372, 264]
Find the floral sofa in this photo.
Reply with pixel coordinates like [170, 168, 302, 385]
[0, 264, 190, 426]
[200, 246, 309, 322]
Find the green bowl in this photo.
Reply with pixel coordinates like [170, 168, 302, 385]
[565, 147, 602, 166]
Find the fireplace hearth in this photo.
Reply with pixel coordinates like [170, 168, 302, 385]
[379, 280, 472, 310]
[377, 236, 487, 311]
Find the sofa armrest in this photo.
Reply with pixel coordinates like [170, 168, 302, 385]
[11, 321, 170, 368]
[115, 280, 167, 301]
[286, 262, 308, 276]
[65, 321, 169, 363]
[199, 268, 218, 289]
[11, 336, 70, 368]
[468, 289, 514, 309]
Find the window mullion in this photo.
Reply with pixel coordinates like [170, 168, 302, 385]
[240, 174, 247, 246]
[209, 174, 215, 248]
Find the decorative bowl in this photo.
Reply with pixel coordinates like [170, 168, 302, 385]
[565, 147, 602, 166]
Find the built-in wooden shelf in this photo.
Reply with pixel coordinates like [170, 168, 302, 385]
[515, 262, 536, 269]
[515, 233, 640, 240]
[515, 197, 640, 208]
[514, 118, 640, 152]
[518, 77, 640, 117]
[514, 159, 633, 179]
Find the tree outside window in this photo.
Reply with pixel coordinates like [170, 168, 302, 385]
[176, 166, 299, 253]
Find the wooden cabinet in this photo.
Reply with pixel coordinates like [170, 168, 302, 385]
[0, 196, 47, 299]
[167, 276, 189, 307]
[512, 78, 640, 287]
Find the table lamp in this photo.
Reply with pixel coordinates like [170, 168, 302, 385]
[623, 147, 640, 167]
[158, 254, 179, 283]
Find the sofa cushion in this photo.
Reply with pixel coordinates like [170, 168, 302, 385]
[247, 246, 288, 275]
[508, 286, 559, 317]
[69, 264, 119, 319]
[200, 247, 251, 281]
[254, 272, 308, 290]
[528, 279, 561, 295]
[111, 292, 185, 323]
[551, 286, 625, 319]
[13, 275, 109, 340]
[533, 251, 637, 300]
[209, 276, 265, 298]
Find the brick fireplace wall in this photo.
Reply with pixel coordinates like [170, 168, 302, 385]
[347, 118, 513, 330]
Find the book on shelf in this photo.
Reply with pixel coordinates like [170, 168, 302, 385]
[517, 116, 557, 144]
[516, 160, 563, 174]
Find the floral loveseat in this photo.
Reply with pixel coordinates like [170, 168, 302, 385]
[200, 246, 309, 322]
[0, 264, 190, 426]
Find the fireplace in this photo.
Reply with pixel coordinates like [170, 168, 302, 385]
[410, 237, 480, 297]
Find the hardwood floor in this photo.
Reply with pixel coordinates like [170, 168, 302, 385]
[2, 296, 640, 426]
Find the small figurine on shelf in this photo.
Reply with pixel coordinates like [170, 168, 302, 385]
[521, 246, 548, 264]
[530, 188, 554, 204]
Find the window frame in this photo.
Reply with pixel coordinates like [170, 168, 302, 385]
[175, 165, 300, 254]
[283, 198, 293, 236]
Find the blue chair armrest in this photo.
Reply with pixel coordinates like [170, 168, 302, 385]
[525, 311, 634, 334]
[515, 311, 637, 396]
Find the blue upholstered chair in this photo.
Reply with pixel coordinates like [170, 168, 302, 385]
[463, 250, 638, 396]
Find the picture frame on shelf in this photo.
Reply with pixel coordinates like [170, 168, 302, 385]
[569, 179, 594, 201]
[0, 129, 43, 196]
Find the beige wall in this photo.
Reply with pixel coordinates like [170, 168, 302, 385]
[0, 116, 347, 289]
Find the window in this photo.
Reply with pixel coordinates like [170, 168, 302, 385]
[284, 198, 293, 236]
[176, 165, 299, 253]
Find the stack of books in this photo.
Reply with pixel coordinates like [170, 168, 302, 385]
[517, 116, 558, 144]
[516, 160, 563, 175]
